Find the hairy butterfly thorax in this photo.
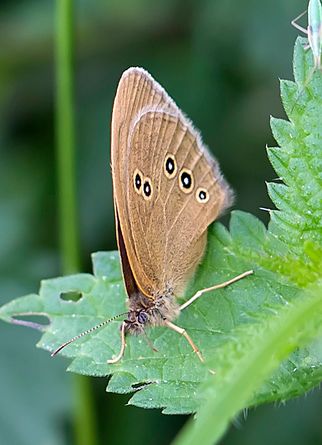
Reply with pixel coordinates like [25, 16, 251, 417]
[125, 287, 180, 336]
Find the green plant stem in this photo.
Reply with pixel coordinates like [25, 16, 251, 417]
[56, 0, 79, 275]
[55, 1, 97, 445]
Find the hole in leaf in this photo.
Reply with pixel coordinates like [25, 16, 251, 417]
[131, 381, 152, 391]
[60, 291, 83, 302]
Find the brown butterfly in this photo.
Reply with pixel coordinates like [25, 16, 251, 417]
[52, 68, 252, 363]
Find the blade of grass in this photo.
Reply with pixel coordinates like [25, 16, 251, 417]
[55, 1, 97, 444]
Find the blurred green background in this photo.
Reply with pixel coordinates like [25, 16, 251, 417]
[1, 0, 322, 444]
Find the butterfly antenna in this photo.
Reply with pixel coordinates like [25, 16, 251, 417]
[51, 312, 128, 356]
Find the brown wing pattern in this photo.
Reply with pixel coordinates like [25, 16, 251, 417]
[111, 67, 232, 298]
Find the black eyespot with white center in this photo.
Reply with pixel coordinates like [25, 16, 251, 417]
[144, 182, 151, 196]
[182, 173, 191, 187]
[196, 187, 209, 203]
[133, 169, 143, 195]
[135, 173, 141, 189]
[179, 168, 194, 193]
[164, 154, 177, 179]
[142, 177, 153, 200]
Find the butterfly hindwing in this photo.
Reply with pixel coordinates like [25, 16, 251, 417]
[111, 68, 232, 297]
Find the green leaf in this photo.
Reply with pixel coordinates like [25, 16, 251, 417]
[0, 37, 321, 424]
[173, 283, 322, 445]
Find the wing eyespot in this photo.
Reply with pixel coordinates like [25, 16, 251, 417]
[196, 187, 209, 203]
[164, 154, 177, 179]
[179, 168, 194, 193]
[133, 169, 143, 195]
[142, 177, 153, 200]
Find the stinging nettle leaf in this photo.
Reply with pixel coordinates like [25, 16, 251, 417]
[0, 37, 321, 418]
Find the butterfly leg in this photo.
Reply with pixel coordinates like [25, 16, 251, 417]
[143, 330, 159, 353]
[107, 321, 126, 364]
[165, 320, 204, 363]
[291, 10, 308, 34]
[179, 270, 253, 311]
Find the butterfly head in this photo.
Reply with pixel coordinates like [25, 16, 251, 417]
[124, 288, 180, 335]
[124, 308, 149, 335]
